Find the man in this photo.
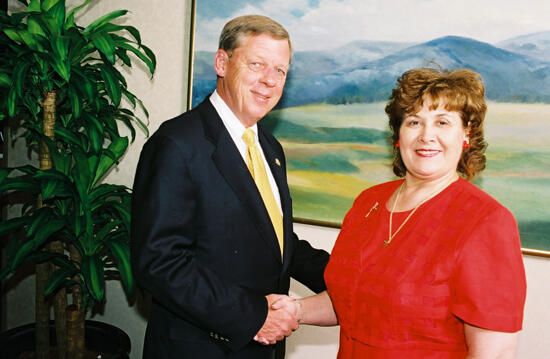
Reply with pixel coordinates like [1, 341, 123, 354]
[131, 15, 329, 359]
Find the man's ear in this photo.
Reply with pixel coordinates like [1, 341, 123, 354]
[214, 49, 229, 78]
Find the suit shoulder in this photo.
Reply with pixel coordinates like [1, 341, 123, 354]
[153, 109, 203, 140]
[258, 124, 283, 150]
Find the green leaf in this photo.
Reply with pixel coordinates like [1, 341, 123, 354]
[44, 265, 78, 296]
[68, 86, 80, 118]
[0, 266, 12, 281]
[114, 113, 136, 142]
[0, 176, 40, 194]
[55, 127, 84, 149]
[28, 0, 41, 12]
[36, 170, 73, 200]
[32, 217, 65, 247]
[27, 16, 47, 38]
[115, 48, 131, 67]
[83, 9, 128, 35]
[0, 168, 10, 183]
[72, 68, 94, 101]
[8, 87, 17, 117]
[3, 28, 23, 43]
[106, 241, 134, 296]
[123, 25, 141, 44]
[50, 55, 70, 82]
[71, 147, 91, 199]
[52, 35, 69, 60]
[95, 220, 119, 242]
[0, 73, 11, 87]
[65, 0, 92, 24]
[39, 134, 71, 175]
[92, 136, 128, 186]
[0, 217, 28, 237]
[140, 44, 156, 73]
[100, 65, 121, 106]
[92, 33, 116, 64]
[11, 29, 42, 51]
[64, 11, 75, 30]
[11, 240, 35, 269]
[41, 0, 61, 12]
[13, 61, 30, 96]
[81, 254, 105, 302]
[89, 184, 127, 204]
[115, 42, 155, 76]
[45, 0, 66, 34]
[82, 113, 104, 154]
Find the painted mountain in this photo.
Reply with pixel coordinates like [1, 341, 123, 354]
[497, 30, 550, 62]
[192, 34, 550, 107]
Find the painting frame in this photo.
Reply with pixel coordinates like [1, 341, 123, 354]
[186, 0, 550, 257]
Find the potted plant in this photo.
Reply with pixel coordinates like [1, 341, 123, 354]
[0, 0, 155, 357]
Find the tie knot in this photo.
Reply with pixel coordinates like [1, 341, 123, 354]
[242, 128, 255, 146]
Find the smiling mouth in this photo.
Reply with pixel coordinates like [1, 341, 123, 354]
[416, 149, 440, 157]
[251, 91, 270, 102]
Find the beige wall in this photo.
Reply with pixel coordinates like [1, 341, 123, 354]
[4, 1, 550, 358]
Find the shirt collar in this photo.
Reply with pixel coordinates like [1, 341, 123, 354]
[210, 90, 258, 141]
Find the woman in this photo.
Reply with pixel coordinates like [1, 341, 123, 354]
[276, 67, 527, 358]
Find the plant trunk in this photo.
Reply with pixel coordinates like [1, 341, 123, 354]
[35, 90, 57, 359]
[67, 245, 85, 359]
[37, 90, 69, 359]
[66, 305, 85, 359]
[50, 241, 68, 359]
[35, 260, 50, 359]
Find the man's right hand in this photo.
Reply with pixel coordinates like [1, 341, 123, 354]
[254, 294, 299, 345]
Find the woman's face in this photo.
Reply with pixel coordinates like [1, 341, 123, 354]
[399, 100, 468, 181]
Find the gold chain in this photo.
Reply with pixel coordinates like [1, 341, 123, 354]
[384, 178, 455, 247]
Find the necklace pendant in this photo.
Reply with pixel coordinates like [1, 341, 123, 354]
[382, 240, 390, 248]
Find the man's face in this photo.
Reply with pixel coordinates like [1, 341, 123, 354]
[215, 33, 290, 127]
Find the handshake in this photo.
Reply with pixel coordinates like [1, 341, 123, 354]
[254, 294, 303, 345]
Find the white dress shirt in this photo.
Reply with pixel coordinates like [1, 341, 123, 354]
[209, 91, 282, 213]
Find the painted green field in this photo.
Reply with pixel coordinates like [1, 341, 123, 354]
[264, 102, 550, 251]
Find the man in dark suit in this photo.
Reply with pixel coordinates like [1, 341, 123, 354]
[131, 15, 329, 359]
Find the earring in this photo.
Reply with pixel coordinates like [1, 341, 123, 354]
[395, 140, 400, 148]
[463, 140, 470, 149]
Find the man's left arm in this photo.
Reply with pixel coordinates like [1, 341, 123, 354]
[288, 233, 330, 293]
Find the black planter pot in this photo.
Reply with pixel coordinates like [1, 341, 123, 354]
[0, 320, 131, 359]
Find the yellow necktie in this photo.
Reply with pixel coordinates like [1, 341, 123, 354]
[242, 129, 284, 256]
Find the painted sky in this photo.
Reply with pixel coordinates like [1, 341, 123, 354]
[195, 0, 550, 51]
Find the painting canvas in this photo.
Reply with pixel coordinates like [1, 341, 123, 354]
[190, 0, 550, 254]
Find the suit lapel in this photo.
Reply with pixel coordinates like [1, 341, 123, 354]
[198, 100, 283, 261]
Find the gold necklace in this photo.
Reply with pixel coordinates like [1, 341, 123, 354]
[384, 179, 453, 248]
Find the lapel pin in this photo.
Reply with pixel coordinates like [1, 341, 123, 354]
[275, 158, 281, 166]
[365, 202, 379, 218]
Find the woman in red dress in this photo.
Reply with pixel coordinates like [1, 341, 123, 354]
[274, 67, 526, 358]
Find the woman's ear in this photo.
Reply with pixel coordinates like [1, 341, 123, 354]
[214, 49, 229, 78]
[465, 120, 472, 141]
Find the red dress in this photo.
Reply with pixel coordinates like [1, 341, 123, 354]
[324, 178, 526, 359]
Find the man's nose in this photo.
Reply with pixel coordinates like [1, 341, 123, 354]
[261, 67, 278, 87]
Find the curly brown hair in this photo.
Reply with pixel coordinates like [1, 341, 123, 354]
[385, 67, 488, 180]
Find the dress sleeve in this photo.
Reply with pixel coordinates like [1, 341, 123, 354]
[451, 205, 526, 332]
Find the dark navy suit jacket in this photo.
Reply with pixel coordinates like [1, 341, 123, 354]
[131, 97, 329, 359]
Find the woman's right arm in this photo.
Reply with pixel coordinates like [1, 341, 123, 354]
[273, 290, 338, 326]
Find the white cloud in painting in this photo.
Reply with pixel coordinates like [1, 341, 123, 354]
[194, 0, 550, 51]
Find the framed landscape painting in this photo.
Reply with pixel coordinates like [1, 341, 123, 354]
[188, 0, 550, 256]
